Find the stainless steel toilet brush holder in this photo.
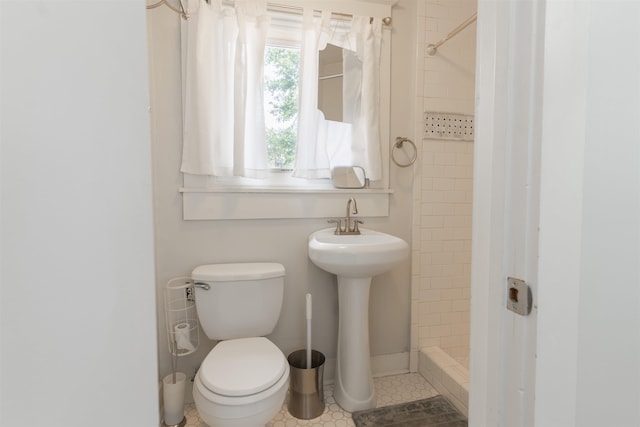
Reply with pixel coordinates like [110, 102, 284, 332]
[287, 349, 325, 419]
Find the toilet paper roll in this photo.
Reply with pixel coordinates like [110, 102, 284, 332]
[174, 322, 195, 352]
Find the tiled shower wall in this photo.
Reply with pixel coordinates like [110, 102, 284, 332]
[411, 0, 477, 369]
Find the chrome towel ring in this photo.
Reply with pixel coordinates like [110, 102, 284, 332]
[391, 137, 417, 167]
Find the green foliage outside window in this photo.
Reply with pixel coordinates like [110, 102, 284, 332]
[264, 46, 300, 170]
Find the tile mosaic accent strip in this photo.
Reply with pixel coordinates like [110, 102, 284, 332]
[424, 112, 474, 141]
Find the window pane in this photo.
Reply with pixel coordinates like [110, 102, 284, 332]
[264, 46, 300, 170]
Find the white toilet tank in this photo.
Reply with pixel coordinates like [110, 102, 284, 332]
[192, 263, 285, 341]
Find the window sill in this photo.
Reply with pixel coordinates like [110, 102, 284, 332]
[179, 187, 392, 220]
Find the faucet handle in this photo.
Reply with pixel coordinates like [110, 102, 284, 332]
[353, 219, 364, 233]
[328, 219, 343, 234]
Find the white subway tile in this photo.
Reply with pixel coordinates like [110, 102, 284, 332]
[441, 288, 463, 300]
[453, 251, 471, 264]
[434, 152, 456, 165]
[419, 336, 442, 349]
[429, 324, 452, 338]
[429, 300, 452, 313]
[443, 214, 472, 228]
[442, 190, 467, 203]
[421, 214, 444, 228]
[422, 312, 442, 326]
[425, 3, 449, 19]
[433, 177, 456, 190]
[454, 178, 473, 191]
[421, 264, 444, 278]
[421, 189, 444, 202]
[430, 276, 453, 289]
[420, 228, 434, 242]
[422, 240, 444, 253]
[441, 311, 464, 324]
[451, 299, 470, 312]
[451, 322, 470, 335]
[431, 251, 454, 265]
[443, 240, 466, 252]
[416, 1, 475, 365]
[430, 203, 457, 215]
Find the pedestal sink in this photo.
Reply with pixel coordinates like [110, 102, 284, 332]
[308, 228, 409, 412]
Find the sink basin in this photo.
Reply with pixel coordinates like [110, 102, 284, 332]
[308, 228, 409, 278]
[307, 227, 409, 412]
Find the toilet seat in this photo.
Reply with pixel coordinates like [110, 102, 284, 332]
[193, 361, 289, 425]
[200, 337, 287, 397]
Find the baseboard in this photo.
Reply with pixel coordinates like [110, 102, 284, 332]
[372, 352, 410, 377]
[321, 352, 410, 385]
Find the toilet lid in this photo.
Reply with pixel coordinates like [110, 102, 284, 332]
[200, 337, 287, 397]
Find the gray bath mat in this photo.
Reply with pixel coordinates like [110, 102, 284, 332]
[352, 395, 467, 427]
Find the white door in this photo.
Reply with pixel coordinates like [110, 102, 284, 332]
[471, 1, 640, 426]
[469, 0, 545, 425]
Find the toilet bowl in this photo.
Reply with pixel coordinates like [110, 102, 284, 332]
[193, 337, 289, 427]
[190, 263, 289, 427]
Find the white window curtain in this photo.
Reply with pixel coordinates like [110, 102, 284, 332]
[291, 8, 331, 179]
[293, 10, 383, 181]
[344, 16, 383, 181]
[180, 0, 270, 178]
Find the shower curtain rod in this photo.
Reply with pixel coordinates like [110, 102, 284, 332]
[426, 12, 477, 55]
[146, 0, 393, 25]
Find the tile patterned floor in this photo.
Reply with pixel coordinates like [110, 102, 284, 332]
[184, 373, 438, 427]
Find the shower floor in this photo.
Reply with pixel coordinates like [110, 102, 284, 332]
[183, 372, 438, 427]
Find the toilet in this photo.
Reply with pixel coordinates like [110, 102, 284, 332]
[191, 263, 289, 427]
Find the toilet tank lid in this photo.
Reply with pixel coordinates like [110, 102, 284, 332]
[192, 263, 285, 282]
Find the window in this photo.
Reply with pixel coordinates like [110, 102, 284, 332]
[180, 1, 394, 220]
[264, 45, 300, 170]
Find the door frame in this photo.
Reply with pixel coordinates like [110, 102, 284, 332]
[469, 0, 546, 425]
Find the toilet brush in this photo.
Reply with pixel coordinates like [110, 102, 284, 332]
[171, 339, 178, 384]
[306, 293, 312, 369]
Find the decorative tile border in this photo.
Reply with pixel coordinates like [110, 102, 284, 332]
[424, 112, 475, 141]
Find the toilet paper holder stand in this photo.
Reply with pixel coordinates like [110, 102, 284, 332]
[163, 277, 200, 427]
[165, 277, 200, 358]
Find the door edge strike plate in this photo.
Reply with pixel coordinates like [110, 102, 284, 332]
[506, 277, 532, 316]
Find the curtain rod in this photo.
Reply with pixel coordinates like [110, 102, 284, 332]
[146, 0, 392, 25]
[246, 2, 392, 25]
[146, 0, 195, 19]
[426, 13, 477, 55]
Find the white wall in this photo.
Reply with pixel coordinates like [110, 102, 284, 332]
[0, 1, 159, 426]
[412, 0, 477, 367]
[147, 0, 417, 390]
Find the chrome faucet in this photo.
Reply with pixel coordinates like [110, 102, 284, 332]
[329, 197, 363, 235]
[346, 197, 358, 230]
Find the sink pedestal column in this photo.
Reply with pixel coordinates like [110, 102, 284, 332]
[334, 276, 376, 412]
